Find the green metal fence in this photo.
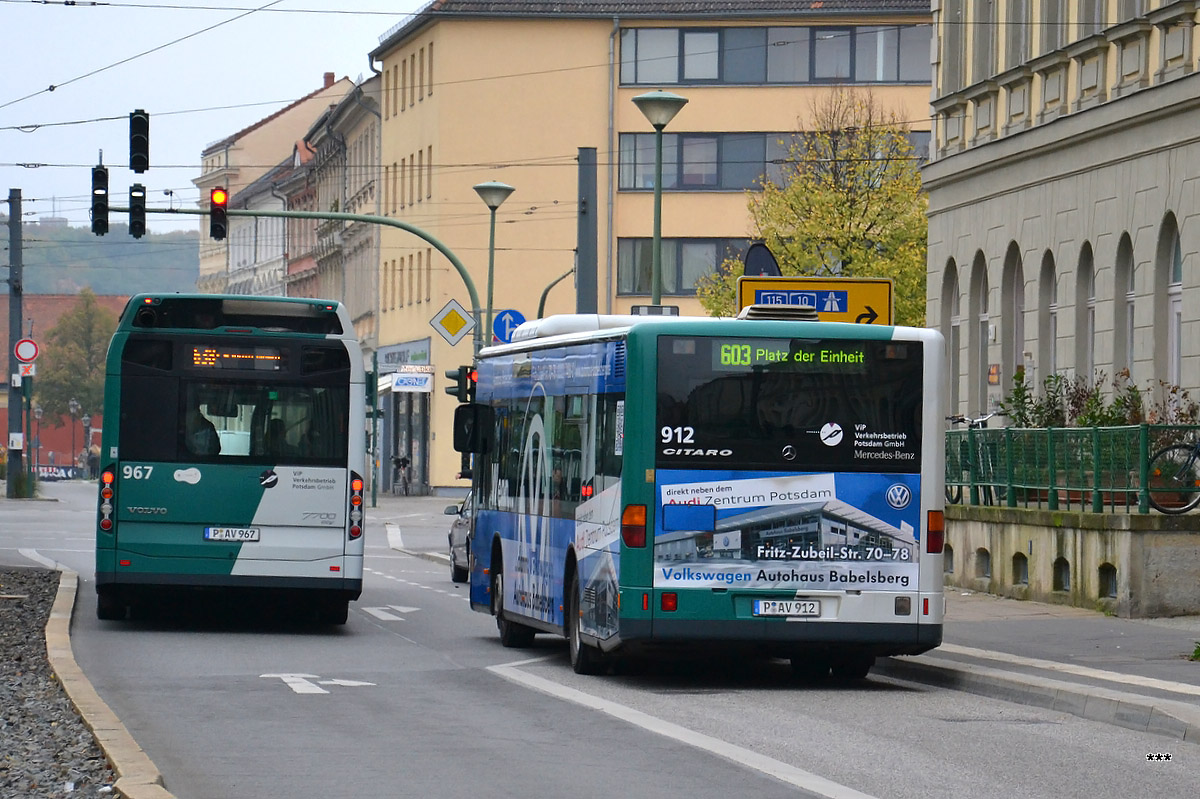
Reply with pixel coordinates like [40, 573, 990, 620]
[944, 424, 1200, 513]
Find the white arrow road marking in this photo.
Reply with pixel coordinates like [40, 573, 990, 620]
[363, 605, 421, 621]
[318, 679, 375, 687]
[261, 674, 327, 694]
[385, 522, 404, 549]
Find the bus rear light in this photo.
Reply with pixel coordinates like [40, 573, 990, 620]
[923, 598, 930, 616]
[119, 560, 130, 567]
[621, 504, 647, 548]
[351, 478, 364, 492]
[330, 565, 341, 572]
[101, 487, 113, 500]
[98, 463, 116, 534]
[351, 495, 363, 507]
[349, 525, 362, 539]
[642, 593, 649, 611]
[661, 592, 678, 612]
[99, 519, 113, 531]
[925, 511, 944, 554]
[347, 471, 364, 540]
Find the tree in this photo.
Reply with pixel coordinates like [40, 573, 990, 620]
[34, 289, 118, 426]
[696, 87, 928, 325]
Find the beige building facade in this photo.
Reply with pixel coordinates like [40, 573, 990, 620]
[193, 73, 353, 294]
[369, 1, 932, 492]
[926, 1, 1200, 418]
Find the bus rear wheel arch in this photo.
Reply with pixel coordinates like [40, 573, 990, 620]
[490, 544, 535, 648]
[565, 566, 605, 675]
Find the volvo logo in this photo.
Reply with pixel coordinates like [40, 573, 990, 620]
[259, 470, 278, 489]
[126, 506, 167, 515]
[781, 445, 797, 461]
[885, 483, 912, 510]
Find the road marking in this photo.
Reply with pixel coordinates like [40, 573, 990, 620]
[939, 643, 1200, 698]
[19, 548, 67, 570]
[261, 673, 375, 694]
[362, 605, 421, 621]
[489, 659, 880, 799]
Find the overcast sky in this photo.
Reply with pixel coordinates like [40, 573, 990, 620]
[1, 0, 425, 233]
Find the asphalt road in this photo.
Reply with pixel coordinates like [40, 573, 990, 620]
[2, 480, 1195, 799]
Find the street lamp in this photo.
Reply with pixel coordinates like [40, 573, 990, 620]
[81, 413, 92, 479]
[473, 181, 515, 345]
[632, 90, 688, 306]
[68, 398, 80, 477]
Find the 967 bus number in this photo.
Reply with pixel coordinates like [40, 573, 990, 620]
[122, 465, 154, 480]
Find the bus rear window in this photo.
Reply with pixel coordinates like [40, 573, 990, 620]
[121, 339, 173, 371]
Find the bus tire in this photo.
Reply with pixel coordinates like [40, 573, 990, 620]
[830, 653, 874, 680]
[567, 572, 605, 675]
[318, 598, 349, 625]
[96, 592, 126, 621]
[491, 560, 535, 648]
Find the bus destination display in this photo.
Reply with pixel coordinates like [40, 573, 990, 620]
[192, 345, 285, 371]
[712, 339, 890, 371]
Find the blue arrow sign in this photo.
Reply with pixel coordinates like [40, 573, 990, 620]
[493, 309, 526, 343]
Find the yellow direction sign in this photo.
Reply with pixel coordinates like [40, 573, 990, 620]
[736, 276, 893, 324]
[430, 298, 476, 346]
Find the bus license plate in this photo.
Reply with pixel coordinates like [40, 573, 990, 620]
[753, 599, 820, 617]
[204, 527, 260, 542]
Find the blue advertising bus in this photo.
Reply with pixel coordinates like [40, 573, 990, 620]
[454, 310, 946, 677]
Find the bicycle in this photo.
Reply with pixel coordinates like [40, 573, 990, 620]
[945, 411, 1001, 505]
[1146, 439, 1200, 514]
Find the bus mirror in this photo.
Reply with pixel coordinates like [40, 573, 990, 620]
[453, 403, 493, 454]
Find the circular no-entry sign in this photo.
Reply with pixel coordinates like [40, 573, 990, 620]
[15, 338, 39, 363]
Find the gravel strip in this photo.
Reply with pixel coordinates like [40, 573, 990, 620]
[1, 567, 116, 798]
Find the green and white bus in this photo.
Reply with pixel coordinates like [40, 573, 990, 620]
[95, 294, 366, 624]
[455, 309, 946, 676]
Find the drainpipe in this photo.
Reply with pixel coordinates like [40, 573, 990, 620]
[269, 184, 288, 296]
[606, 17, 619, 314]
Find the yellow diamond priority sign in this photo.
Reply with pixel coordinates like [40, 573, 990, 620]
[431, 298, 477, 346]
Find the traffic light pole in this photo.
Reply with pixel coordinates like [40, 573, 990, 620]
[116, 206, 485, 356]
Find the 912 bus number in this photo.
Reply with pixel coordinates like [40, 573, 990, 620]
[661, 426, 696, 444]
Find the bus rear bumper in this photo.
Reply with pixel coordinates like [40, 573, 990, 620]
[617, 618, 942, 657]
[95, 571, 362, 600]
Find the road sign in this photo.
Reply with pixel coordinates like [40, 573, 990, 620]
[18, 363, 36, 378]
[430, 299, 476, 346]
[492, 309, 526, 344]
[736, 276, 893, 324]
[14, 338, 38, 362]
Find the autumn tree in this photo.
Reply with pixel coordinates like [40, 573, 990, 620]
[34, 288, 118, 426]
[696, 88, 927, 325]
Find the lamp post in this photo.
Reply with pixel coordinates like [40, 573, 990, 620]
[68, 397, 79, 477]
[33, 406, 42, 473]
[81, 413, 92, 479]
[473, 181, 515, 345]
[632, 90, 688, 306]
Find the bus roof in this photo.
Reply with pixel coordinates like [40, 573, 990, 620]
[118, 294, 352, 337]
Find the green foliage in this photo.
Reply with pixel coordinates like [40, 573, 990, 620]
[1191, 642, 1200, 662]
[695, 87, 927, 325]
[33, 288, 118, 426]
[999, 367, 1198, 429]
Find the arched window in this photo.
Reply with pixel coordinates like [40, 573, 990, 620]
[1075, 243, 1095, 381]
[1113, 234, 1135, 375]
[1155, 216, 1184, 388]
[969, 251, 990, 414]
[1001, 242, 1025, 388]
[941, 260, 962, 415]
[1038, 250, 1057, 380]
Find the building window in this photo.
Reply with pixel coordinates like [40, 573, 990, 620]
[401, 60, 406, 110]
[617, 238, 748, 296]
[942, 1, 967, 92]
[942, 261, 962, 414]
[1076, 244, 1095, 380]
[419, 47, 425, 100]
[1006, 0, 1029, 69]
[428, 42, 434, 95]
[622, 25, 930, 85]
[399, 158, 405, 209]
[971, 0, 996, 82]
[1038, 251, 1057, 379]
[416, 251, 422, 303]
[1079, 0, 1105, 39]
[410, 54, 416, 106]
[1041, 0, 1066, 54]
[1002, 245, 1025, 389]
[1168, 229, 1183, 386]
[427, 146, 433, 199]
[384, 69, 391, 119]
[426, 248, 432, 302]
[970, 252, 989, 414]
[417, 149, 423, 202]
[1114, 234, 1135, 375]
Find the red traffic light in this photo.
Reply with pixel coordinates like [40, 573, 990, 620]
[211, 187, 228, 206]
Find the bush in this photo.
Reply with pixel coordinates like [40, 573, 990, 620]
[998, 368, 1180, 428]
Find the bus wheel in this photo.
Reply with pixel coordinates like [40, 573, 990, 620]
[567, 572, 605, 675]
[96, 592, 126, 621]
[318, 598, 349, 625]
[830, 654, 874, 680]
[492, 564, 535, 648]
[790, 655, 830, 682]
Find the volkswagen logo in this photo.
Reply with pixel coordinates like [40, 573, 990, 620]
[782, 445, 797, 461]
[885, 483, 912, 510]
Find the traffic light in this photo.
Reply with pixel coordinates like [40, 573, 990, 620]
[129, 184, 146, 239]
[90, 166, 109, 236]
[129, 109, 150, 173]
[444, 365, 471, 402]
[466, 366, 478, 402]
[209, 187, 228, 240]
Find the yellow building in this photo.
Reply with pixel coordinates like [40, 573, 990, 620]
[369, 2, 932, 492]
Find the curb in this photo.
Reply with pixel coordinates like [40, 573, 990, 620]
[876, 654, 1200, 743]
[45, 570, 176, 799]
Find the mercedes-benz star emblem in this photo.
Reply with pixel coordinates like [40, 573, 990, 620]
[782, 445, 797, 461]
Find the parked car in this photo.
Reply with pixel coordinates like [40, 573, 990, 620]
[445, 489, 473, 583]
